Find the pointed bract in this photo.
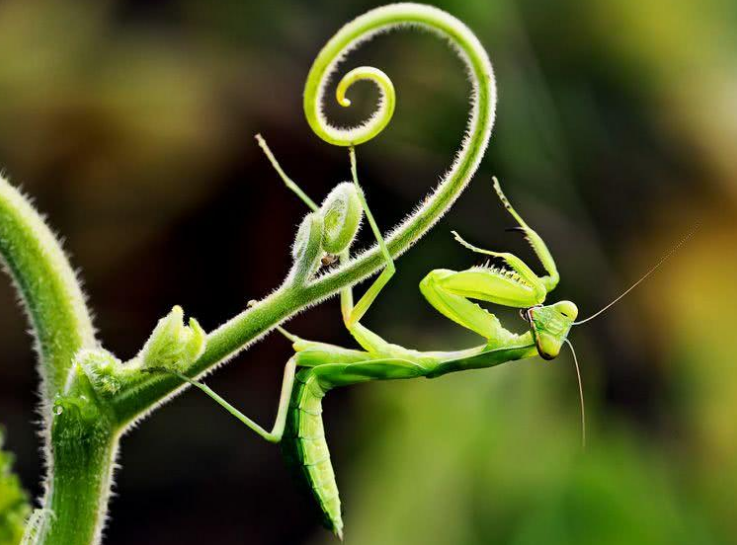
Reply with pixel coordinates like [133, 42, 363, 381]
[139, 306, 207, 370]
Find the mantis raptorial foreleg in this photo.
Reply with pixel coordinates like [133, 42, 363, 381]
[491, 177, 559, 290]
[418, 178, 557, 343]
[418, 269, 513, 341]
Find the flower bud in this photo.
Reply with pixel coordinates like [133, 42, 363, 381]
[139, 306, 206, 369]
[320, 182, 362, 254]
[76, 348, 123, 396]
[290, 212, 324, 284]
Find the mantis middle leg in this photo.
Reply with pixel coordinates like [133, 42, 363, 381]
[257, 136, 397, 356]
[338, 147, 398, 356]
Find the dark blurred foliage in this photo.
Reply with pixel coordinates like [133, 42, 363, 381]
[0, 429, 28, 545]
[0, 0, 734, 543]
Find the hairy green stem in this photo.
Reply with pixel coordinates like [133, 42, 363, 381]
[112, 2, 497, 425]
[33, 365, 118, 544]
[0, 179, 97, 402]
[42, 404, 117, 545]
[0, 5, 497, 544]
[0, 177, 109, 544]
[41, 438, 116, 545]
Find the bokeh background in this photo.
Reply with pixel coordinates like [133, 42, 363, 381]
[0, 0, 734, 543]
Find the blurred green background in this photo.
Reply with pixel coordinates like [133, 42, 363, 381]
[0, 0, 734, 543]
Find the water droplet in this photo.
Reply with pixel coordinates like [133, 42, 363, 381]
[53, 405, 63, 416]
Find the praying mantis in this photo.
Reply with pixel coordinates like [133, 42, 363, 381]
[170, 138, 584, 539]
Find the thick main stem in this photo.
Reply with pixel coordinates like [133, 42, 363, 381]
[40, 397, 118, 545]
[0, 178, 101, 544]
[42, 436, 117, 545]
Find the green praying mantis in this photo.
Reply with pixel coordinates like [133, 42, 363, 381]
[163, 134, 695, 538]
[168, 137, 590, 539]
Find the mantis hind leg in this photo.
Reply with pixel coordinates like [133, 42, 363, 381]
[257, 137, 395, 355]
[171, 357, 297, 444]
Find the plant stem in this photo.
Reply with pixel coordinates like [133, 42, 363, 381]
[110, 285, 304, 425]
[0, 177, 101, 544]
[37, 369, 119, 545]
[0, 178, 96, 401]
[111, 2, 497, 425]
[41, 425, 117, 545]
[0, 6, 498, 544]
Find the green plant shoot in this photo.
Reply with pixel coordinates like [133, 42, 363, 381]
[0, 4, 500, 543]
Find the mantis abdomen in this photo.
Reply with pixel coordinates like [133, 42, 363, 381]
[281, 369, 343, 538]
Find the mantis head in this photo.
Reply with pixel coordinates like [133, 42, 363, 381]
[523, 300, 578, 360]
[524, 300, 585, 447]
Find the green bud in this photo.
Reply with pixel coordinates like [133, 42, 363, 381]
[139, 306, 207, 370]
[76, 349, 123, 396]
[320, 182, 362, 254]
[290, 212, 324, 284]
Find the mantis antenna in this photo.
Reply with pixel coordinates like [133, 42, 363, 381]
[573, 225, 699, 325]
[564, 339, 586, 449]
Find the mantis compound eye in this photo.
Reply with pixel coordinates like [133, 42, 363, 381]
[554, 300, 579, 321]
[320, 182, 363, 254]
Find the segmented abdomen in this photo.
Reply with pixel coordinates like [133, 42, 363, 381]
[281, 369, 343, 539]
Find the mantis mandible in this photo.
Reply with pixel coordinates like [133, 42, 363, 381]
[170, 138, 586, 539]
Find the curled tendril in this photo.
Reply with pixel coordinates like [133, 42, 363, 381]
[320, 182, 363, 254]
[110, 2, 498, 425]
[304, 17, 403, 146]
[330, 67, 396, 146]
[302, 3, 497, 290]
